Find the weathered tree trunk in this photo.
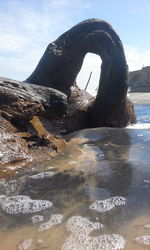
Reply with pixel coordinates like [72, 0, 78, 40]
[0, 19, 136, 138]
[26, 19, 121, 96]
[26, 18, 136, 130]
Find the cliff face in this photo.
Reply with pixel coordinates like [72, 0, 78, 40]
[128, 66, 150, 92]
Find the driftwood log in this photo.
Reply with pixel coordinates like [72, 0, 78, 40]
[0, 77, 67, 169]
[0, 77, 68, 177]
[26, 18, 136, 132]
[0, 19, 136, 134]
[0, 77, 67, 122]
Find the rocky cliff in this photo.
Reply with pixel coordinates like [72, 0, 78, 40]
[129, 66, 150, 92]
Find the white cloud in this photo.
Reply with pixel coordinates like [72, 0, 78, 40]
[0, 34, 29, 51]
[50, 0, 71, 7]
[0, 0, 92, 80]
[125, 45, 150, 71]
[0, 0, 150, 95]
[0, 47, 44, 81]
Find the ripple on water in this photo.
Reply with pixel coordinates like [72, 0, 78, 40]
[89, 196, 126, 213]
[0, 195, 53, 214]
[39, 214, 63, 231]
[62, 216, 125, 250]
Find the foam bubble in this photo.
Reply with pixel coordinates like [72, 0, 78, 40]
[18, 239, 32, 250]
[62, 216, 125, 250]
[62, 234, 125, 250]
[39, 214, 63, 231]
[89, 196, 126, 213]
[127, 123, 150, 129]
[31, 215, 44, 224]
[135, 235, 150, 246]
[66, 216, 103, 236]
[30, 171, 54, 179]
[143, 180, 150, 183]
[0, 195, 53, 214]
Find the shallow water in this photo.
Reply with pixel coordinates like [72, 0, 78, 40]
[1, 95, 150, 249]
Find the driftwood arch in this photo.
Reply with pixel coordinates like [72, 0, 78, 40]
[26, 19, 127, 98]
[26, 18, 136, 131]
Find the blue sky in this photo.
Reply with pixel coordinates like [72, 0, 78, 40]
[0, 0, 150, 94]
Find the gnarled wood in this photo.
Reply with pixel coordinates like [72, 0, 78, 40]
[0, 77, 67, 121]
[0, 19, 137, 178]
[26, 18, 136, 131]
[0, 77, 67, 152]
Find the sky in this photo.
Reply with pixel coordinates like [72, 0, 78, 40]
[0, 0, 150, 94]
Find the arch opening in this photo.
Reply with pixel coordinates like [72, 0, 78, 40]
[76, 53, 102, 96]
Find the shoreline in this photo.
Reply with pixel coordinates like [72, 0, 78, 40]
[129, 92, 150, 104]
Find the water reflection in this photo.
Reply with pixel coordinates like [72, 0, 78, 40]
[84, 129, 132, 197]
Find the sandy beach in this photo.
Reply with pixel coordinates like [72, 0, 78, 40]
[129, 92, 150, 104]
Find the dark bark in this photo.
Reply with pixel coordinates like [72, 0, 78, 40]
[0, 19, 137, 177]
[0, 77, 67, 121]
[26, 18, 136, 130]
[0, 77, 67, 171]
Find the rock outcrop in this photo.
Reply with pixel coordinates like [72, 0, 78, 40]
[129, 66, 150, 92]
